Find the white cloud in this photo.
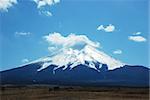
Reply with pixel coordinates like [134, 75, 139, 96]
[48, 46, 56, 51]
[33, 0, 60, 16]
[54, 0, 60, 3]
[22, 59, 29, 63]
[0, 0, 17, 12]
[113, 49, 122, 55]
[39, 10, 52, 16]
[43, 32, 100, 51]
[33, 0, 60, 8]
[128, 36, 147, 42]
[97, 25, 104, 31]
[15, 32, 32, 36]
[133, 32, 141, 35]
[104, 24, 115, 32]
[97, 24, 115, 32]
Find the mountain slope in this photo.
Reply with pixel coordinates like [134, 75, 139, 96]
[0, 63, 149, 87]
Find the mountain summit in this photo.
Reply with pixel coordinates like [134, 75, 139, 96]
[33, 45, 124, 73]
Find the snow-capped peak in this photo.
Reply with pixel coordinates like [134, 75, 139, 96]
[35, 45, 124, 73]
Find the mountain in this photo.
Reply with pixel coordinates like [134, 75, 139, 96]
[0, 45, 149, 87]
[33, 45, 124, 73]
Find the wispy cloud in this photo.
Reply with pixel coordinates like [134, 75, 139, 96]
[132, 32, 141, 35]
[48, 46, 56, 51]
[43, 32, 100, 52]
[128, 32, 147, 42]
[22, 59, 29, 63]
[0, 0, 17, 12]
[113, 49, 122, 55]
[39, 10, 52, 16]
[128, 36, 147, 42]
[97, 24, 115, 32]
[15, 32, 32, 36]
[33, 0, 60, 8]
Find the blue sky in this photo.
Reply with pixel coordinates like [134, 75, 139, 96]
[0, 0, 149, 71]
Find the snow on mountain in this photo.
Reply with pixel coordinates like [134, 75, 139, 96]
[32, 45, 124, 73]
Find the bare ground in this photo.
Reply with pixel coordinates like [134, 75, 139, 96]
[0, 85, 149, 100]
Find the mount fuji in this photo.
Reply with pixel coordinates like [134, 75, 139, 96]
[0, 45, 149, 87]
